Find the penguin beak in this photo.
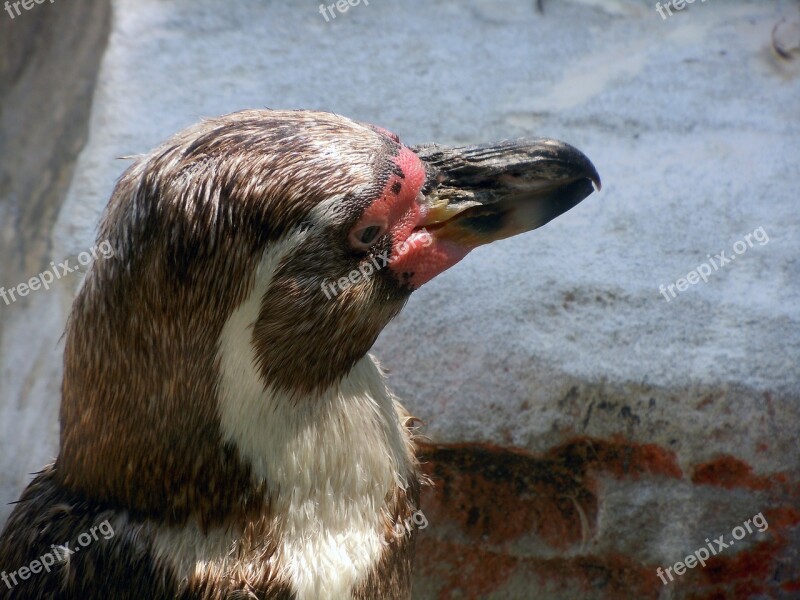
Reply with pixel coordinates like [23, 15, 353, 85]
[411, 139, 601, 248]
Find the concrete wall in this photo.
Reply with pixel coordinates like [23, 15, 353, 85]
[1, 1, 798, 598]
[0, 0, 111, 524]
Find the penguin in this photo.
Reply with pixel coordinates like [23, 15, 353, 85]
[0, 109, 599, 599]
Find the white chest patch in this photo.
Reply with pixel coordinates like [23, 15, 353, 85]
[209, 237, 412, 600]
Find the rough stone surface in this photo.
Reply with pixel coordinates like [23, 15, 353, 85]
[0, 0, 111, 524]
[1, 0, 799, 598]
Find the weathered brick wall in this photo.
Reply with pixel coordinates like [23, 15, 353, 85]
[414, 434, 799, 598]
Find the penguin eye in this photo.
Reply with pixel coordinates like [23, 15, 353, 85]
[349, 224, 386, 250]
[358, 226, 382, 244]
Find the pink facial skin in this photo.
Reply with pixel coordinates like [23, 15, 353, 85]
[389, 233, 471, 289]
[350, 143, 472, 289]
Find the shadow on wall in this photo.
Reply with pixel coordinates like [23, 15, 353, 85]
[0, 0, 111, 523]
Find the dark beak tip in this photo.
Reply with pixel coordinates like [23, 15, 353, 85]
[555, 140, 602, 192]
[582, 156, 601, 192]
[527, 137, 601, 194]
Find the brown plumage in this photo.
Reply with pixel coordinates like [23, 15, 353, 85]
[0, 109, 599, 599]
